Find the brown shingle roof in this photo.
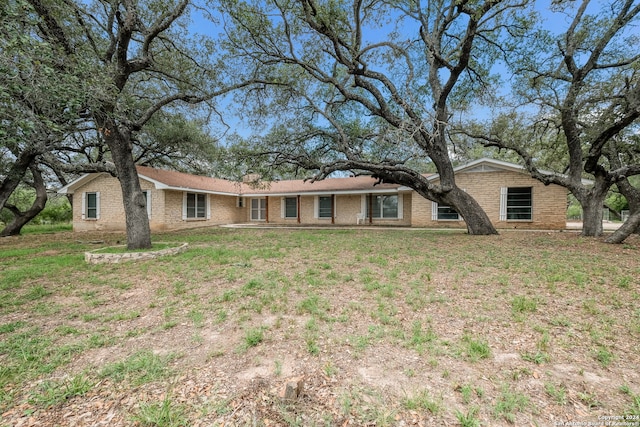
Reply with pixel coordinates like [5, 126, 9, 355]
[136, 166, 404, 196]
[137, 166, 244, 194]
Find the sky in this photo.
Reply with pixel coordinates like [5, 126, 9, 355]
[184, 0, 632, 141]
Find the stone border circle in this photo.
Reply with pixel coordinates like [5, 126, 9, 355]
[85, 242, 188, 264]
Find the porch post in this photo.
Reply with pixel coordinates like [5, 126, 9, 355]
[331, 194, 335, 224]
[368, 193, 373, 224]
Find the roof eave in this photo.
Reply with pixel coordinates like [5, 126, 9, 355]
[241, 188, 406, 197]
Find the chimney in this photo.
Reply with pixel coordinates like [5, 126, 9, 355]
[243, 173, 261, 183]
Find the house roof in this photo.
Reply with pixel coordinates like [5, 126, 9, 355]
[58, 166, 405, 196]
[58, 157, 578, 197]
[136, 166, 245, 195]
[426, 157, 594, 185]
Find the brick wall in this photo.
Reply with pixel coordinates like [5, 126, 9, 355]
[71, 175, 245, 232]
[411, 170, 567, 230]
[247, 193, 412, 226]
[71, 174, 126, 232]
[161, 191, 244, 231]
[71, 169, 564, 232]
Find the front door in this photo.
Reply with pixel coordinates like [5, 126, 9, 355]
[251, 198, 267, 221]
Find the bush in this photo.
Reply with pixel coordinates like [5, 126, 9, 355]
[0, 192, 71, 225]
[34, 195, 72, 224]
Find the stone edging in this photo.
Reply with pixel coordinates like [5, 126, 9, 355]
[85, 242, 188, 264]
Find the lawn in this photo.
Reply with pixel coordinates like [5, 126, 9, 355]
[1, 227, 639, 426]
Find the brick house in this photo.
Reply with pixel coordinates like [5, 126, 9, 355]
[58, 158, 568, 231]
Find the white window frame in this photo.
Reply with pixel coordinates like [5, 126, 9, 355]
[81, 191, 100, 220]
[315, 196, 333, 219]
[281, 197, 297, 219]
[251, 197, 267, 221]
[431, 201, 459, 221]
[500, 187, 533, 221]
[182, 192, 210, 220]
[143, 190, 151, 218]
[362, 194, 403, 219]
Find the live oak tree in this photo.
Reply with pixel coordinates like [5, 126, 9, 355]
[466, 0, 640, 237]
[10, 0, 260, 248]
[604, 135, 640, 243]
[0, 0, 99, 235]
[219, 0, 535, 235]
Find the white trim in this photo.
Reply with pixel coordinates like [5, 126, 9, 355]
[250, 197, 267, 221]
[241, 188, 400, 197]
[500, 187, 508, 221]
[314, 197, 319, 219]
[182, 192, 208, 220]
[82, 191, 100, 220]
[58, 173, 102, 194]
[182, 192, 188, 220]
[431, 201, 438, 221]
[143, 190, 151, 218]
[418, 157, 594, 187]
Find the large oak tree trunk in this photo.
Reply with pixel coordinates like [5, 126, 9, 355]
[441, 187, 498, 235]
[0, 149, 39, 212]
[432, 148, 498, 236]
[605, 178, 640, 244]
[605, 212, 640, 243]
[105, 129, 152, 250]
[0, 167, 47, 237]
[580, 198, 604, 237]
[574, 180, 609, 237]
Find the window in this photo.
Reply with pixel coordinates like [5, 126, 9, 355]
[318, 196, 332, 218]
[83, 192, 99, 219]
[251, 198, 267, 221]
[501, 187, 532, 220]
[284, 197, 297, 219]
[143, 190, 151, 218]
[183, 192, 207, 219]
[432, 202, 459, 220]
[236, 197, 244, 208]
[367, 195, 399, 219]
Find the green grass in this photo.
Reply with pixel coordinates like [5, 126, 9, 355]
[131, 395, 188, 427]
[511, 295, 538, 314]
[494, 385, 529, 423]
[455, 406, 481, 427]
[100, 350, 177, 386]
[544, 382, 567, 405]
[401, 389, 441, 413]
[20, 223, 72, 234]
[461, 334, 491, 362]
[243, 327, 266, 349]
[0, 228, 638, 425]
[28, 374, 94, 408]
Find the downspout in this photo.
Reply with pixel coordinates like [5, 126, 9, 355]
[297, 195, 301, 223]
